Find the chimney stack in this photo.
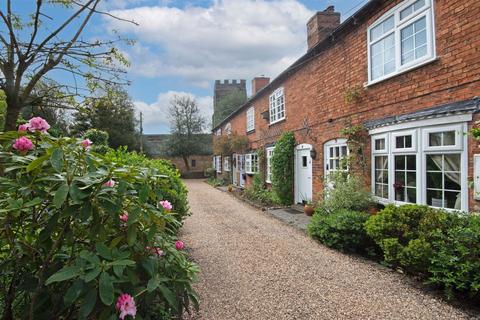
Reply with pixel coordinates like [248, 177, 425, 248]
[252, 76, 270, 95]
[307, 6, 340, 50]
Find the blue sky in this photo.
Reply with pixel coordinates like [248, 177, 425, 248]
[12, 0, 369, 133]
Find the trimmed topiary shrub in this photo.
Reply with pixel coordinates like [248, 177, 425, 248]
[0, 120, 197, 319]
[271, 132, 295, 205]
[307, 208, 376, 253]
[365, 204, 449, 273]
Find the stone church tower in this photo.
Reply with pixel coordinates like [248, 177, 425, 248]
[212, 79, 247, 128]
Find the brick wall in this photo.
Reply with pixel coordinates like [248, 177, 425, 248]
[215, 0, 480, 206]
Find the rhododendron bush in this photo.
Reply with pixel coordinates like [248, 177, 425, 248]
[0, 122, 198, 319]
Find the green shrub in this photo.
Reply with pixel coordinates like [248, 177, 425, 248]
[271, 132, 295, 205]
[321, 172, 373, 212]
[365, 204, 449, 273]
[428, 214, 480, 299]
[0, 128, 197, 319]
[307, 209, 376, 253]
[84, 129, 110, 154]
[204, 167, 216, 178]
[244, 174, 280, 207]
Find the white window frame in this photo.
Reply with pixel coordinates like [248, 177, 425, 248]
[245, 153, 259, 174]
[372, 134, 388, 154]
[224, 123, 232, 136]
[369, 117, 468, 212]
[367, 0, 436, 85]
[246, 106, 255, 132]
[324, 139, 349, 177]
[224, 156, 230, 171]
[266, 147, 274, 183]
[216, 156, 222, 173]
[269, 87, 285, 124]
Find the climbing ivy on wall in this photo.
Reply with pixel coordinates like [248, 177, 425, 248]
[271, 131, 296, 205]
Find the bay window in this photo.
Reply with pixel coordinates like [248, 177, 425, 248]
[370, 122, 467, 211]
[368, 0, 435, 84]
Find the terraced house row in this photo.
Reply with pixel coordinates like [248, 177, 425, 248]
[212, 0, 480, 212]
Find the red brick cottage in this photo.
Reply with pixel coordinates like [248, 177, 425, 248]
[212, 0, 480, 212]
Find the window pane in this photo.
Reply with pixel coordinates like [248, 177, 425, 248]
[383, 15, 395, 33]
[445, 173, 461, 190]
[444, 154, 460, 170]
[302, 156, 307, 168]
[427, 189, 443, 207]
[396, 136, 404, 149]
[395, 171, 405, 185]
[395, 156, 405, 170]
[341, 146, 348, 156]
[427, 171, 442, 189]
[407, 155, 416, 170]
[395, 187, 405, 201]
[414, 0, 425, 10]
[443, 131, 456, 145]
[444, 191, 461, 209]
[375, 138, 385, 150]
[426, 155, 442, 171]
[407, 187, 417, 203]
[429, 132, 442, 146]
[401, 16, 428, 65]
[405, 135, 412, 148]
[407, 172, 416, 187]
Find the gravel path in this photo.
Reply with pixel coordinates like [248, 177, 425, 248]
[180, 180, 477, 320]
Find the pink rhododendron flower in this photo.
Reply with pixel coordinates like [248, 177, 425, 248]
[81, 139, 92, 150]
[175, 240, 184, 251]
[116, 293, 137, 320]
[27, 117, 50, 133]
[103, 179, 116, 188]
[12, 136, 34, 153]
[159, 200, 173, 211]
[146, 246, 164, 257]
[18, 123, 29, 132]
[119, 212, 129, 223]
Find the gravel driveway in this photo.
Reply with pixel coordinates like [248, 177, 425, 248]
[180, 180, 477, 320]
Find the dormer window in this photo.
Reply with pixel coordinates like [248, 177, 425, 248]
[224, 123, 232, 135]
[367, 0, 435, 84]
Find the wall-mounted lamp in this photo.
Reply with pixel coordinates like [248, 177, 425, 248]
[310, 148, 317, 160]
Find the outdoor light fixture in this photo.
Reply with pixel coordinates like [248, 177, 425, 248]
[310, 148, 317, 159]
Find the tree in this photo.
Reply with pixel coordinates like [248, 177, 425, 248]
[167, 95, 206, 171]
[0, 0, 134, 131]
[71, 86, 139, 150]
[213, 91, 246, 128]
[0, 90, 6, 131]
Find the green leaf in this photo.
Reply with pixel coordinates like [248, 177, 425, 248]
[99, 272, 114, 306]
[24, 197, 42, 207]
[64, 280, 84, 307]
[147, 278, 159, 292]
[53, 183, 69, 208]
[159, 285, 178, 311]
[127, 225, 137, 246]
[96, 243, 112, 260]
[79, 202, 92, 222]
[113, 265, 125, 277]
[78, 288, 97, 319]
[141, 258, 155, 278]
[51, 148, 64, 172]
[26, 154, 49, 172]
[45, 265, 81, 285]
[69, 184, 89, 203]
[109, 259, 135, 267]
[83, 266, 101, 283]
[139, 185, 149, 202]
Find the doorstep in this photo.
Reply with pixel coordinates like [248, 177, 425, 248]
[267, 207, 311, 231]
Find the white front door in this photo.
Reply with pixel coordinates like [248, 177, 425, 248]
[295, 144, 313, 204]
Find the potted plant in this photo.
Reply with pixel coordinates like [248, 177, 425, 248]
[228, 184, 233, 192]
[303, 200, 315, 216]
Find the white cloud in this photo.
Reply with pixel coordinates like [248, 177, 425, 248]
[135, 91, 212, 133]
[105, 0, 313, 85]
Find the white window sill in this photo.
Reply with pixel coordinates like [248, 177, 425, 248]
[269, 117, 286, 126]
[372, 196, 465, 213]
[365, 56, 438, 87]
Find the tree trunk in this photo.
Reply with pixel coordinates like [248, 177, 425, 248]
[182, 156, 190, 172]
[4, 95, 22, 131]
